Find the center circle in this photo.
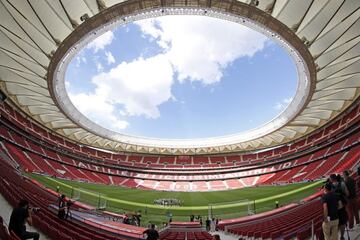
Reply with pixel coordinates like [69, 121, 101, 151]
[53, 8, 310, 149]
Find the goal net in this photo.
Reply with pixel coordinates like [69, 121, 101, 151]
[70, 187, 107, 210]
[208, 199, 255, 219]
[70, 187, 81, 201]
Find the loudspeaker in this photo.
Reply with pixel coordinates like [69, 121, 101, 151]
[0, 90, 7, 102]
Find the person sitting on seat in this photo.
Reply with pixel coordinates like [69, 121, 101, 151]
[9, 199, 40, 240]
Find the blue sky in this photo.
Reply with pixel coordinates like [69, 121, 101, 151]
[66, 15, 297, 139]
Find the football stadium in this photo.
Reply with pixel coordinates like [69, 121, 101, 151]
[0, 0, 359, 240]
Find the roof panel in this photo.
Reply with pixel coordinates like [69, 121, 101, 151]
[0, 51, 34, 74]
[3, 0, 57, 53]
[271, 0, 289, 18]
[83, 0, 100, 15]
[0, 2, 35, 47]
[318, 0, 360, 39]
[277, 0, 313, 30]
[309, 10, 360, 56]
[0, 31, 34, 62]
[0, 27, 50, 67]
[297, 0, 343, 43]
[315, 36, 360, 68]
[60, 0, 95, 26]
[29, 0, 73, 42]
[1, 51, 46, 77]
[296, 0, 331, 34]
[316, 75, 356, 90]
[8, 0, 51, 40]
[317, 58, 360, 80]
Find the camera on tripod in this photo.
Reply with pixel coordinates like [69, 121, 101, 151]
[66, 200, 74, 207]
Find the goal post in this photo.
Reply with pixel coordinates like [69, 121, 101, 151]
[70, 187, 107, 210]
[208, 199, 255, 219]
[97, 193, 107, 210]
[70, 187, 81, 201]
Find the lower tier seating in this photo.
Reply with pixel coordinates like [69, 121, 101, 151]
[224, 199, 323, 239]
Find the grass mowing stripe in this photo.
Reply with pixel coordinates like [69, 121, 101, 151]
[44, 177, 155, 208]
[211, 180, 323, 209]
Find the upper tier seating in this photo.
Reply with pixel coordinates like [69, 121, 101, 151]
[0, 102, 359, 191]
[1, 132, 359, 191]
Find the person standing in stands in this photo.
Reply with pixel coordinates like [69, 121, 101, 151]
[143, 224, 159, 240]
[322, 182, 339, 240]
[210, 218, 216, 232]
[58, 194, 66, 219]
[330, 174, 349, 240]
[205, 217, 211, 231]
[343, 170, 359, 229]
[9, 199, 40, 240]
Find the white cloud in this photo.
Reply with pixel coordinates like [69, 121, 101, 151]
[92, 54, 174, 118]
[96, 61, 103, 72]
[105, 51, 116, 65]
[75, 56, 87, 67]
[274, 97, 293, 111]
[69, 92, 129, 131]
[86, 31, 114, 53]
[136, 16, 268, 84]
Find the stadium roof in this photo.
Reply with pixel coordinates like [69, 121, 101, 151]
[0, 0, 359, 155]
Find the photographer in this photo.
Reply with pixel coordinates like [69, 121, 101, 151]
[9, 199, 40, 240]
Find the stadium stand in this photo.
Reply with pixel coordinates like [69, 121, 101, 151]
[1, 116, 359, 192]
[220, 198, 324, 239]
[159, 222, 213, 240]
[1, 102, 358, 172]
[1, 109, 358, 191]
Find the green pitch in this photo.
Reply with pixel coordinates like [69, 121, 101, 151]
[28, 173, 323, 227]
